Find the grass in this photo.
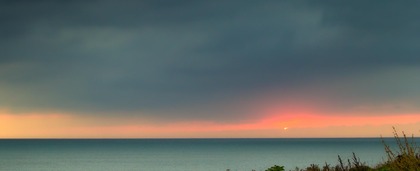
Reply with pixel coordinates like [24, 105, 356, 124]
[228, 127, 419, 171]
[380, 127, 420, 171]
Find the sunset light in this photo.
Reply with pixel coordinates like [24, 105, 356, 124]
[1, 1, 420, 170]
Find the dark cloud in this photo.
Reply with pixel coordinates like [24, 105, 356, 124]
[1, 0, 420, 121]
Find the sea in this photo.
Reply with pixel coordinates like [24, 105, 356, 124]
[0, 138, 416, 171]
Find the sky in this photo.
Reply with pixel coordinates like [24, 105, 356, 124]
[1, 0, 419, 138]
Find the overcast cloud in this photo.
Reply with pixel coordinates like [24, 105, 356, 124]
[1, 0, 420, 121]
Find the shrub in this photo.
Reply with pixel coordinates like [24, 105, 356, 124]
[262, 127, 419, 171]
[265, 165, 285, 171]
[381, 127, 420, 170]
[306, 164, 320, 171]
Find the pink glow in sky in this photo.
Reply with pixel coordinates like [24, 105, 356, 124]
[1, 1, 420, 138]
[1, 108, 419, 138]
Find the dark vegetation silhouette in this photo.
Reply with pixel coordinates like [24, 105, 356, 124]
[268, 127, 420, 171]
[226, 127, 419, 171]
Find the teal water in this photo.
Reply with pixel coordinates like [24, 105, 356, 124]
[0, 138, 414, 171]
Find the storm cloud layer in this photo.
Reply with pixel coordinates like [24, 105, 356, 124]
[1, 0, 420, 121]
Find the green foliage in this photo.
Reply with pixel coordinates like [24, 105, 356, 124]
[262, 127, 419, 171]
[265, 165, 285, 171]
[381, 127, 420, 171]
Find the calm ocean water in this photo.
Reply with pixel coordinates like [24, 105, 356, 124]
[0, 138, 416, 171]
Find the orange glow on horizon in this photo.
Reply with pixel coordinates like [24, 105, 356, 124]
[0, 108, 419, 138]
